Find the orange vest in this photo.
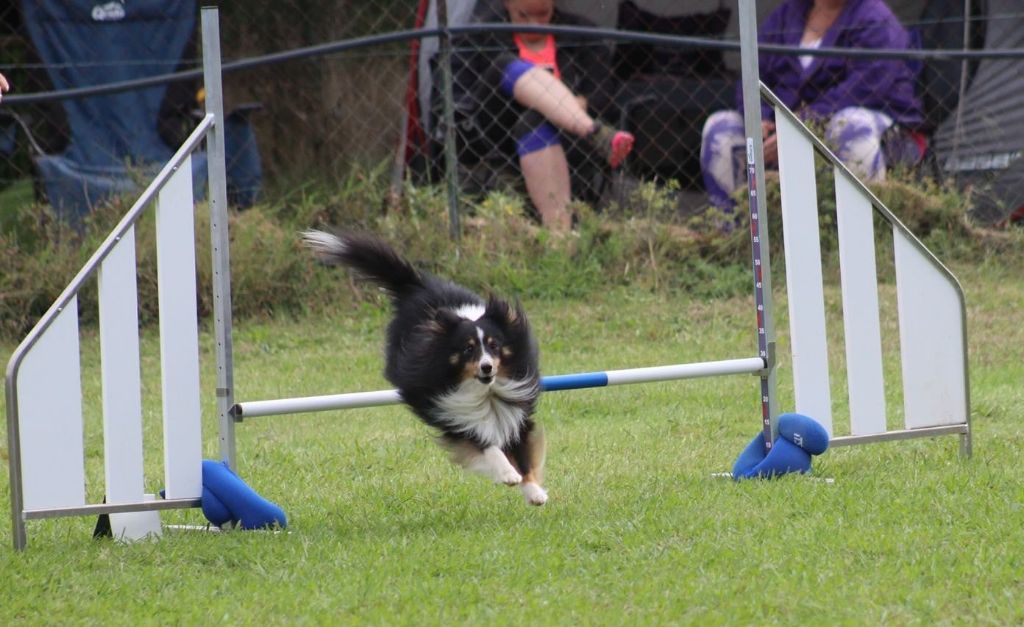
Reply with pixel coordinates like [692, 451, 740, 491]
[514, 34, 561, 80]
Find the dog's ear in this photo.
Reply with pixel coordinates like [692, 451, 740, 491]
[434, 308, 462, 331]
[420, 308, 461, 336]
[484, 296, 514, 325]
[511, 299, 529, 329]
[485, 296, 527, 329]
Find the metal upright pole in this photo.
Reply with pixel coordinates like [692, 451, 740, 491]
[437, 0, 461, 242]
[6, 367, 27, 551]
[738, 0, 779, 448]
[201, 7, 237, 469]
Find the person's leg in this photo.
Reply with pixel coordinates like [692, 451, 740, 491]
[513, 113, 571, 230]
[700, 110, 746, 210]
[507, 64, 593, 135]
[500, 60, 633, 168]
[520, 144, 572, 230]
[826, 107, 894, 181]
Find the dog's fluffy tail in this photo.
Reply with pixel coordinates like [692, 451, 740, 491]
[302, 230, 423, 296]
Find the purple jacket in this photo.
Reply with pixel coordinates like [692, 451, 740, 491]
[740, 0, 923, 129]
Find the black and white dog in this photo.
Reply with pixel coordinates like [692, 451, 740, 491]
[303, 230, 547, 505]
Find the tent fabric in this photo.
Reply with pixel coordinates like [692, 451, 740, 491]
[418, 0, 480, 140]
[932, 0, 1023, 173]
[927, 0, 1024, 220]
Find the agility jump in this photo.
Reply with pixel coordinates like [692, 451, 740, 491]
[5, 3, 970, 550]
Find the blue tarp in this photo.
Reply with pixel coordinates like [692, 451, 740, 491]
[21, 0, 260, 223]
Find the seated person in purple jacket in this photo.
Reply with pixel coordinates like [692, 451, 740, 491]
[700, 0, 925, 210]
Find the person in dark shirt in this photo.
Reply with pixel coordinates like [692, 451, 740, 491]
[451, 0, 633, 230]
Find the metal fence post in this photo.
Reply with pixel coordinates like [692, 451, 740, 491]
[437, 0, 461, 242]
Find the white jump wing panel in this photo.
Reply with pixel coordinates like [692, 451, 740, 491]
[834, 170, 887, 435]
[156, 157, 203, 499]
[776, 111, 833, 435]
[893, 230, 968, 428]
[18, 299, 86, 510]
[99, 228, 147, 504]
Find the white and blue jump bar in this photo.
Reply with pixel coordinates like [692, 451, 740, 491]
[232, 357, 766, 419]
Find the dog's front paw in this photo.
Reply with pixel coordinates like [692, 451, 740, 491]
[520, 482, 548, 506]
[494, 467, 523, 486]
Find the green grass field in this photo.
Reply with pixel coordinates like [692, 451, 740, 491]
[1, 256, 1022, 624]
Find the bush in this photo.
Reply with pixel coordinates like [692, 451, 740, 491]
[1, 162, 1017, 342]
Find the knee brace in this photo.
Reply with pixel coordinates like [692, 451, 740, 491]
[500, 58, 536, 98]
[516, 122, 561, 156]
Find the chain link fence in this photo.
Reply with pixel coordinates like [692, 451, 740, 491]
[1, 1, 1021, 225]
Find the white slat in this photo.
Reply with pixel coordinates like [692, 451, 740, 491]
[109, 494, 163, 542]
[156, 156, 203, 499]
[893, 230, 968, 428]
[776, 111, 833, 435]
[18, 298, 86, 510]
[834, 170, 887, 434]
[99, 228, 146, 503]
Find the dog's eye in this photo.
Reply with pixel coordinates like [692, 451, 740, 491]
[487, 339, 499, 352]
[463, 344, 475, 355]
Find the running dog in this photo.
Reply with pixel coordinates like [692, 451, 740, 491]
[302, 230, 547, 505]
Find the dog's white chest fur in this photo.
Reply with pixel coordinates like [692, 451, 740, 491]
[434, 377, 535, 447]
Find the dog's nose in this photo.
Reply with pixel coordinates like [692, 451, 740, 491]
[480, 363, 493, 375]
